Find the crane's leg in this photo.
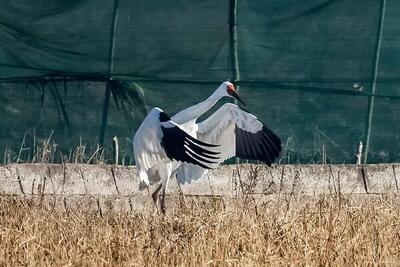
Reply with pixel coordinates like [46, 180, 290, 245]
[160, 188, 167, 214]
[151, 184, 162, 204]
[160, 177, 171, 214]
[159, 163, 175, 214]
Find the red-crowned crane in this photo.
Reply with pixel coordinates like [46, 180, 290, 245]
[133, 81, 281, 213]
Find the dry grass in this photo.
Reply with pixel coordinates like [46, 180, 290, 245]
[1, 194, 400, 266]
[3, 132, 111, 165]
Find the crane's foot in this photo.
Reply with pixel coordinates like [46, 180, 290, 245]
[160, 198, 166, 214]
[160, 204, 166, 214]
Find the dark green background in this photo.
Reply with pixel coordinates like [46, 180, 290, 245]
[0, 0, 399, 164]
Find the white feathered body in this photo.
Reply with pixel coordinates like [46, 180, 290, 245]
[133, 108, 178, 188]
[133, 81, 281, 191]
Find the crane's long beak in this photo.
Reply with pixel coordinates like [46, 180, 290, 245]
[231, 90, 246, 106]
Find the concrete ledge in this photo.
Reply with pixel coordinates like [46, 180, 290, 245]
[1, 163, 399, 196]
[1, 163, 399, 211]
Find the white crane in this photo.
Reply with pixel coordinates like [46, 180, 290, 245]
[133, 81, 281, 212]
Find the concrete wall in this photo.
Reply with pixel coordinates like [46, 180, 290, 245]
[1, 163, 399, 212]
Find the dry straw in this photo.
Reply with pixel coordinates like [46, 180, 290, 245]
[1, 193, 399, 266]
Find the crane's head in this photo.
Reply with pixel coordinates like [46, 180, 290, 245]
[222, 81, 246, 106]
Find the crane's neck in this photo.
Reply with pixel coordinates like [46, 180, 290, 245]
[172, 91, 222, 125]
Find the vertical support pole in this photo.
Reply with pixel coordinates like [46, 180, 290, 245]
[113, 136, 119, 165]
[99, 83, 111, 146]
[229, 0, 240, 87]
[230, 0, 241, 164]
[99, 0, 119, 146]
[108, 0, 119, 77]
[363, 0, 386, 164]
[356, 141, 363, 165]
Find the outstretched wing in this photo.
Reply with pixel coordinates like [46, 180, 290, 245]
[198, 103, 281, 164]
[176, 103, 281, 183]
[133, 107, 219, 186]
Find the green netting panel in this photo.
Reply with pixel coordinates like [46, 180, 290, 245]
[0, 81, 133, 163]
[0, 0, 232, 80]
[0, 1, 113, 77]
[238, 84, 368, 163]
[369, 97, 400, 162]
[377, 0, 400, 96]
[112, 1, 231, 81]
[237, 0, 381, 86]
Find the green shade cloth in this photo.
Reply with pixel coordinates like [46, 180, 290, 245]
[0, 0, 399, 163]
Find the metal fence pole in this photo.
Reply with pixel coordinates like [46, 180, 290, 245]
[108, 0, 119, 77]
[363, 0, 386, 163]
[99, 83, 111, 145]
[230, 0, 240, 86]
[99, 0, 120, 146]
[230, 0, 240, 164]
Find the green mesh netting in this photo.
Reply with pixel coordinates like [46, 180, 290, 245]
[0, 0, 399, 164]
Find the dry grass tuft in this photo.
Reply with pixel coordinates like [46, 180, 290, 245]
[1, 194, 400, 266]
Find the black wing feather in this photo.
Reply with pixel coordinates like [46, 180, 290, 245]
[185, 148, 219, 164]
[185, 133, 219, 147]
[184, 140, 220, 158]
[160, 115, 220, 169]
[235, 125, 281, 165]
